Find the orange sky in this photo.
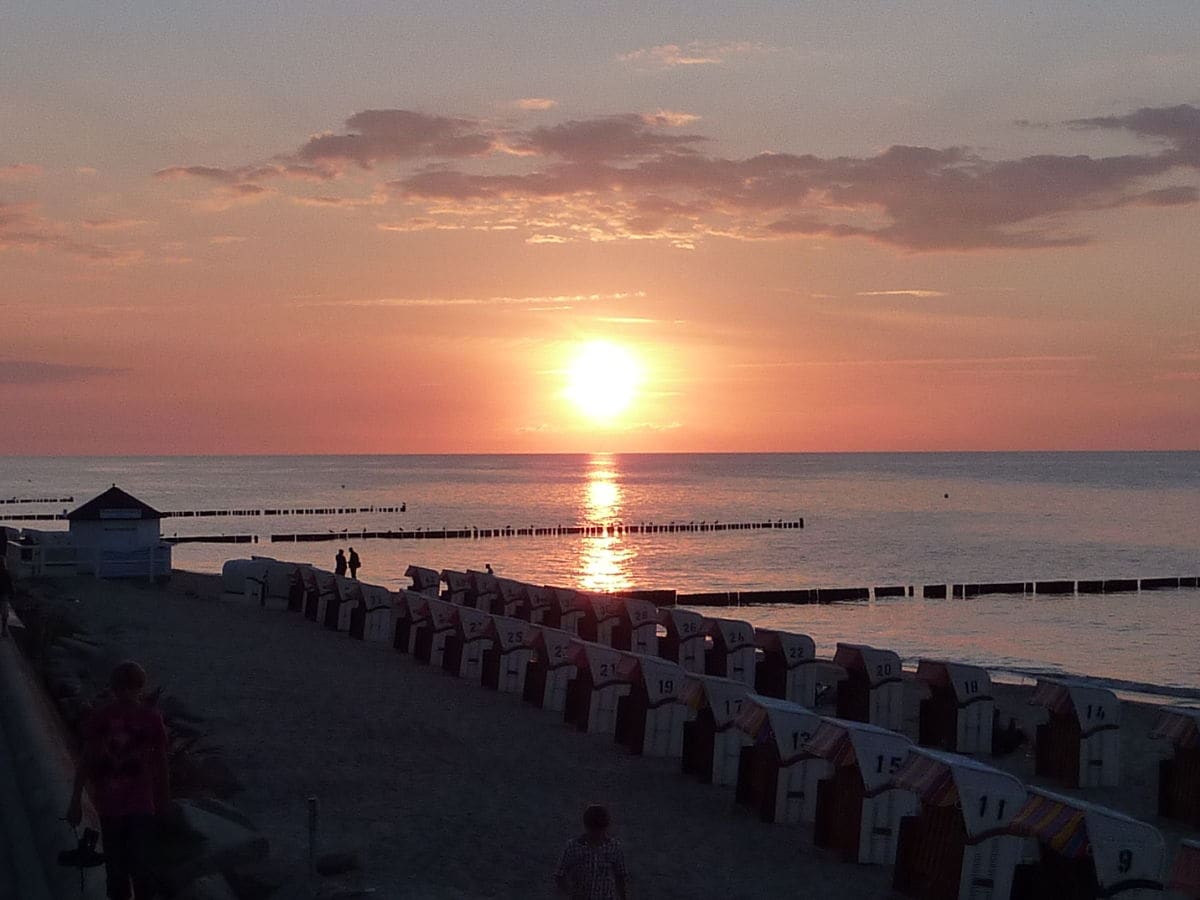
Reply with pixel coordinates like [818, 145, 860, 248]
[2, 4, 1198, 453]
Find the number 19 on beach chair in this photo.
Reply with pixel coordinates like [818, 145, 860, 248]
[481, 615, 535, 694]
[833, 643, 905, 732]
[807, 718, 919, 865]
[890, 748, 1026, 900]
[1030, 679, 1121, 788]
[732, 695, 826, 825]
[681, 675, 752, 787]
[612, 654, 690, 757]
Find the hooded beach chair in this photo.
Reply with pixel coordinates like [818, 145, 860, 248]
[312, 570, 340, 624]
[522, 585, 556, 624]
[442, 603, 494, 680]
[833, 643, 905, 731]
[916, 660, 994, 755]
[807, 718, 920, 865]
[390, 590, 421, 652]
[1008, 788, 1164, 899]
[1150, 705, 1200, 827]
[440, 569, 471, 605]
[328, 575, 361, 631]
[1170, 839, 1200, 899]
[891, 748, 1027, 900]
[522, 625, 578, 712]
[404, 564, 441, 597]
[658, 607, 707, 674]
[221, 558, 258, 598]
[613, 654, 690, 757]
[755, 629, 819, 708]
[493, 577, 530, 618]
[412, 597, 459, 667]
[704, 618, 757, 686]
[733, 695, 826, 824]
[348, 583, 394, 642]
[481, 614, 535, 693]
[466, 569, 501, 611]
[1030, 679, 1121, 788]
[563, 640, 632, 735]
[681, 674, 753, 787]
[543, 587, 591, 635]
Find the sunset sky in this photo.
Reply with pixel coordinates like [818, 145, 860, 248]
[2, 2, 1198, 454]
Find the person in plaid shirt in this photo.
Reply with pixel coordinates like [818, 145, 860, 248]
[554, 805, 629, 900]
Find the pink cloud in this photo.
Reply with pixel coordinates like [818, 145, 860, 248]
[296, 109, 495, 168]
[0, 163, 43, 181]
[619, 41, 774, 68]
[514, 98, 557, 111]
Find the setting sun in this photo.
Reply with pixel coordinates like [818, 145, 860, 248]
[564, 340, 642, 421]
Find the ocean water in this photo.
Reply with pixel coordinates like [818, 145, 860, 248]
[3, 453, 1198, 696]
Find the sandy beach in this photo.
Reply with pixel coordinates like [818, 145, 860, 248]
[21, 571, 1195, 899]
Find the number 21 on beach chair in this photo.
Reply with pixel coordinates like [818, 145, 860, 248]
[754, 629, 819, 708]
[732, 695, 826, 825]
[833, 643, 905, 732]
[806, 718, 919, 865]
[480, 615, 535, 694]
[1030, 679, 1121, 788]
[658, 608, 707, 674]
[1150, 705, 1200, 828]
[890, 748, 1027, 900]
[612, 654, 690, 757]
[680, 675, 753, 787]
[1008, 788, 1164, 900]
[562, 640, 632, 736]
[915, 660, 994, 755]
[521, 625, 578, 712]
[704, 618, 756, 686]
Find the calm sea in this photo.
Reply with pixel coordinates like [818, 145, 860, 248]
[4, 453, 1198, 697]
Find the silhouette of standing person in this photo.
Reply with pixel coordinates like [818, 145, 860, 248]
[348, 547, 361, 580]
[335, 549, 347, 577]
[485, 563, 494, 576]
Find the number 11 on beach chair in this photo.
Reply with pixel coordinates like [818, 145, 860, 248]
[522, 625, 578, 712]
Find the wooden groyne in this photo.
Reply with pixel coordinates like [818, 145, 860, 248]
[0, 496, 73, 505]
[268, 519, 804, 543]
[1, 504, 406, 522]
[670, 575, 1200, 607]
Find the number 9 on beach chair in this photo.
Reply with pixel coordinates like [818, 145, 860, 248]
[1008, 789, 1164, 900]
[481, 615, 535, 694]
[754, 629, 819, 708]
[522, 625, 578, 712]
[733, 695, 826, 825]
[658, 608, 707, 674]
[833, 643, 904, 731]
[681, 675, 753, 787]
[441, 604, 494, 681]
[890, 748, 1026, 900]
[807, 718, 919, 865]
[1150, 706, 1200, 827]
[704, 618, 756, 686]
[1030, 679, 1121, 788]
[613, 654, 690, 757]
[563, 640, 632, 735]
[916, 660, 994, 755]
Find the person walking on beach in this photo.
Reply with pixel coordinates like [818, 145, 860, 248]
[555, 805, 629, 900]
[335, 549, 347, 577]
[348, 547, 361, 580]
[67, 661, 169, 900]
[0, 557, 13, 638]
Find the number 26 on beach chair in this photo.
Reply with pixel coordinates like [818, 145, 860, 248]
[1030, 679, 1121, 788]
[732, 695, 826, 825]
[890, 748, 1027, 900]
[658, 608, 707, 674]
[833, 643, 905, 732]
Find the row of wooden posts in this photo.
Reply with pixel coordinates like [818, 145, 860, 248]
[221, 557, 1200, 899]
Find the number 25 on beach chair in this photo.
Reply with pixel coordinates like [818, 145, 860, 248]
[732, 695, 826, 825]
[480, 615, 535, 694]
[833, 643, 905, 731]
[890, 748, 1026, 900]
[680, 674, 753, 787]
[807, 718, 920, 866]
[1030, 679, 1121, 788]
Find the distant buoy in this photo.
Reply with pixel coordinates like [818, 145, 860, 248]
[944, 493, 949, 499]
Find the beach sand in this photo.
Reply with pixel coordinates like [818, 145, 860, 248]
[22, 573, 1194, 899]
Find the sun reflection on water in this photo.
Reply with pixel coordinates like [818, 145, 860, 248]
[578, 454, 636, 592]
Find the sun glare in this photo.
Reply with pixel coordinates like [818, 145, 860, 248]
[564, 341, 641, 421]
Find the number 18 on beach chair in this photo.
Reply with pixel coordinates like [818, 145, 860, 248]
[1030, 679, 1121, 788]
[915, 660, 994, 756]
[891, 748, 1026, 900]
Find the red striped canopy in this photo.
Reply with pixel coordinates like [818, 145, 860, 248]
[1152, 707, 1200, 750]
[891, 752, 958, 807]
[1009, 792, 1089, 859]
[803, 721, 857, 766]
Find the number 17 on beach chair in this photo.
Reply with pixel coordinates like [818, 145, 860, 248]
[680, 675, 753, 787]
